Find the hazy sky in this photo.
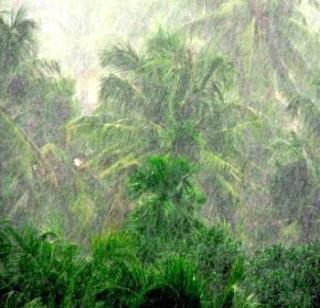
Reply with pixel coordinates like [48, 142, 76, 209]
[17, 0, 169, 110]
[18, 0, 179, 72]
[19, 0, 319, 72]
[15, 0, 320, 111]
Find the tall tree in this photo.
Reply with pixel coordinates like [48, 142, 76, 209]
[0, 4, 98, 242]
[67, 29, 260, 226]
[179, 0, 320, 103]
[175, 0, 320, 243]
[268, 76, 320, 242]
[0, 5, 37, 96]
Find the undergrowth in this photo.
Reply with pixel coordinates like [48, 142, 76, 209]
[1, 156, 319, 307]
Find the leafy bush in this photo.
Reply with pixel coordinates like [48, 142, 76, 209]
[0, 221, 85, 307]
[138, 255, 203, 308]
[188, 225, 244, 305]
[0, 222, 207, 307]
[245, 243, 320, 307]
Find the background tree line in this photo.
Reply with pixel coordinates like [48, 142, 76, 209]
[1, 0, 320, 252]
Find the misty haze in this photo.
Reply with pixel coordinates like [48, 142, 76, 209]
[1, 0, 320, 307]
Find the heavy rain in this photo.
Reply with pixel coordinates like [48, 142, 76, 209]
[1, 0, 320, 306]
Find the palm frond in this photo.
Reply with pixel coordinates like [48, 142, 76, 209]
[101, 42, 142, 71]
[0, 105, 57, 185]
[100, 73, 149, 109]
[98, 154, 142, 179]
[201, 150, 241, 182]
[40, 143, 66, 161]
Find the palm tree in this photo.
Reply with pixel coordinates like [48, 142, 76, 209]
[175, 0, 320, 242]
[67, 29, 260, 226]
[0, 105, 58, 222]
[0, 4, 76, 146]
[0, 5, 38, 96]
[179, 0, 320, 103]
[268, 78, 320, 242]
[0, 4, 99, 240]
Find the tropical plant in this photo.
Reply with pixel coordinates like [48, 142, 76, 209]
[179, 0, 320, 101]
[174, 0, 320, 245]
[124, 155, 254, 306]
[245, 242, 320, 307]
[125, 155, 205, 261]
[0, 4, 74, 145]
[0, 221, 206, 307]
[138, 255, 203, 308]
[267, 77, 320, 242]
[0, 105, 58, 224]
[0, 5, 38, 97]
[0, 3, 102, 240]
[67, 29, 260, 227]
[0, 221, 85, 307]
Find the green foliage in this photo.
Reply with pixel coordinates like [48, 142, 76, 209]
[138, 255, 202, 308]
[68, 28, 258, 226]
[0, 106, 57, 223]
[125, 155, 250, 306]
[128, 155, 201, 203]
[189, 225, 243, 304]
[174, 0, 320, 245]
[0, 222, 83, 307]
[268, 81, 320, 242]
[0, 221, 206, 307]
[3, 150, 320, 307]
[245, 243, 320, 307]
[126, 155, 205, 261]
[2, 1, 320, 307]
[181, 0, 320, 99]
[0, 6, 37, 85]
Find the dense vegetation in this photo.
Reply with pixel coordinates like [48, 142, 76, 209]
[1, 1, 320, 307]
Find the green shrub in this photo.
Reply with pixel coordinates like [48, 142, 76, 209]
[89, 232, 148, 307]
[187, 225, 246, 306]
[245, 242, 320, 307]
[0, 222, 207, 307]
[138, 255, 203, 308]
[0, 221, 85, 307]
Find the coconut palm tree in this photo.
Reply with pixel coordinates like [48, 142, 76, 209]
[0, 105, 58, 222]
[0, 4, 76, 146]
[67, 29, 260, 226]
[0, 4, 99, 240]
[0, 5, 38, 96]
[174, 0, 320, 242]
[268, 77, 320, 242]
[179, 0, 320, 103]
